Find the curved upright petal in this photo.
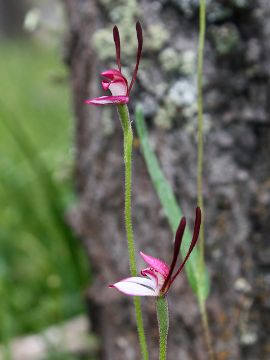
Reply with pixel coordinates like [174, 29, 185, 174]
[171, 207, 201, 284]
[161, 217, 186, 292]
[113, 26, 121, 72]
[140, 252, 169, 279]
[128, 21, 143, 95]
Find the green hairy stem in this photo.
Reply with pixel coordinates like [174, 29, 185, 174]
[197, 0, 206, 272]
[197, 1, 215, 359]
[156, 296, 169, 360]
[117, 104, 149, 360]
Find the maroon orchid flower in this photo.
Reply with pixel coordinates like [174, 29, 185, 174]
[85, 22, 143, 106]
[110, 207, 201, 297]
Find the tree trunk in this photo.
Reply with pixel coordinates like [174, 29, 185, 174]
[63, 0, 270, 359]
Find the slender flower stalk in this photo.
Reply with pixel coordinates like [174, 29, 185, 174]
[85, 23, 149, 360]
[117, 104, 149, 360]
[117, 105, 136, 275]
[197, 0, 206, 272]
[156, 296, 169, 360]
[197, 1, 215, 359]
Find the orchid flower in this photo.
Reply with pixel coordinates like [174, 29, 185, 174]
[85, 22, 143, 106]
[110, 207, 201, 297]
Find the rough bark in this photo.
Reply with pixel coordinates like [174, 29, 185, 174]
[63, 0, 270, 359]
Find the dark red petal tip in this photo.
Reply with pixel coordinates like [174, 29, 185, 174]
[128, 21, 143, 95]
[171, 207, 202, 284]
[113, 25, 121, 71]
[174, 217, 187, 252]
[161, 217, 186, 292]
[194, 207, 202, 239]
[136, 22, 143, 44]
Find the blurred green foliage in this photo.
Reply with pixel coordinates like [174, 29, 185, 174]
[0, 40, 89, 345]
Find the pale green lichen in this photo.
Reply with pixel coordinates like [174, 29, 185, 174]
[154, 101, 176, 130]
[171, 0, 200, 17]
[154, 83, 168, 98]
[154, 78, 200, 129]
[159, 48, 182, 72]
[100, 0, 115, 10]
[208, 3, 232, 22]
[145, 24, 170, 51]
[180, 50, 196, 75]
[171, 0, 213, 17]
[211, 24, 240, 55]
[93, 0, 140, 61]
[92, 28, 115, 61]
[231, 0, 250, 8]
[159, 48, 196, 75]
[185, 113, 212, 135]
[168, 79, 197, 107]
[110, 0, 139, 24]
[93, 0, 169, 67]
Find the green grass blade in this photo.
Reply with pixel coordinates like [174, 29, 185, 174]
[0, 99, 88, 287]
[135, 105, 210, 301]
